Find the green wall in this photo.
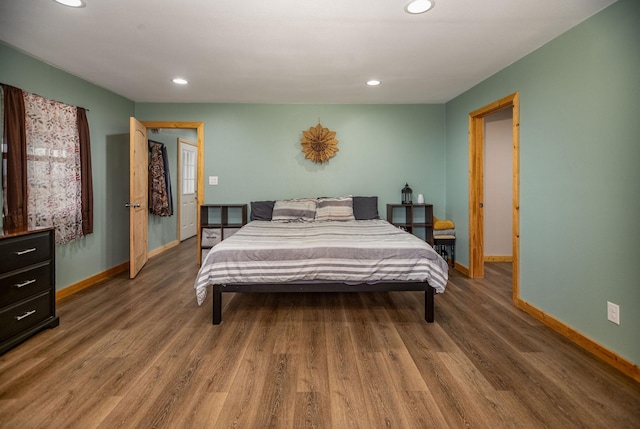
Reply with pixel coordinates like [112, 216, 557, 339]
[444, 0, 640, 364]
[0, 42, 134, 291]
[135, 103, 447, 218]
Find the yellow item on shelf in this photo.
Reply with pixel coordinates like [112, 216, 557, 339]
[433, 216, 455, 230]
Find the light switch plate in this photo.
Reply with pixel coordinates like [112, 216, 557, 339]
[209, 176, 218, 186]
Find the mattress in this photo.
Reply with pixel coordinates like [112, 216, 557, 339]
[194, 219, 449, 305]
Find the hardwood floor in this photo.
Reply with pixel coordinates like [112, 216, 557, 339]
[1, 238, 638, 428]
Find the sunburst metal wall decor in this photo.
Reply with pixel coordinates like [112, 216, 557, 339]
[300, 123, 339, 164]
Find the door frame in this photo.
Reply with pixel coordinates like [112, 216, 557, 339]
[468, 92, 520, 304]
[177, 137, 198, 242]
[141, 121, 204, 257]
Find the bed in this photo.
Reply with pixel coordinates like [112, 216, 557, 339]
[194, 197, 449, 324]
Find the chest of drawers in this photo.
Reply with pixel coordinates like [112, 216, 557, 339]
[0, 228, 59, 354]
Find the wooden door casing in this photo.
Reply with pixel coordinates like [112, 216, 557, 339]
[468, 92, 520, 304]
[140, 121, 205, 264]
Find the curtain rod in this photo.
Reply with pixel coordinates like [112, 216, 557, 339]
[1, 81, 89, 111]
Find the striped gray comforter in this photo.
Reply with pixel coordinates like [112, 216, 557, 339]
[194, 219, 449, 305]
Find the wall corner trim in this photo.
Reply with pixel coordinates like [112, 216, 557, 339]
[147, 240, 180, 259]
[515, 298, 639, 383]
[453, 262, 469, 276]
[56, 261, 129, 300]
[55, 240, 181, 301]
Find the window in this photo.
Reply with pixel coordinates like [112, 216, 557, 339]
[182, 145, 196, 195]
[23, 92, 83, 244]
[1, 83, 92, 244]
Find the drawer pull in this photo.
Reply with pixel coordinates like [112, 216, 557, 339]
[15, 248, 37, 256]
[15, 310, 37, 321]
[15, 279, 37, 288]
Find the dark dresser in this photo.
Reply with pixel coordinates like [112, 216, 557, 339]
[0, 227, 59, 354]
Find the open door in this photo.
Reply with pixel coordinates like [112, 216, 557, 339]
[128, 117, 149, 278]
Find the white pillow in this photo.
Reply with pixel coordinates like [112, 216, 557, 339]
[315, 196, 355, 221]
[271, 198, 317, 222]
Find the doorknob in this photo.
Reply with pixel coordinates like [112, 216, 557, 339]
[125, 203, 141, 208]
[479, 203, 484, 208]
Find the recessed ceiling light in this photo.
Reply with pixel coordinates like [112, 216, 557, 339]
[172, 78, 188, 85]
[405, 0, 435, 14]
[366, 80, 382, 86]
[53, 0, 86, 8]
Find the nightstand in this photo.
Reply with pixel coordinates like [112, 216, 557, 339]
[386, 203, 434, 245]
[199, 204, 248, 264]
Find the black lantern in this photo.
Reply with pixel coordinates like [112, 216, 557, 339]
[401, 183, 413, 204]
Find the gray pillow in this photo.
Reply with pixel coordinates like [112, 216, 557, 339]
[272, 198, 317, 222]
[250, 200, 275, 221]
[316, 196, 355, 221]
[353, 196, 379, 220]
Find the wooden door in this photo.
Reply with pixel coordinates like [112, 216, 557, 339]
[129, 117, 148, 278]
[178, 138, 198, 241]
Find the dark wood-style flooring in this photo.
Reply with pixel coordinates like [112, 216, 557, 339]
[1, 238, 638, 428]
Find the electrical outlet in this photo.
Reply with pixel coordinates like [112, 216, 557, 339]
[607, 302, 620, 325]
[208, 176, 218, 186]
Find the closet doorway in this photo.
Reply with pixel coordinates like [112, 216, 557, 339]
[468, 93, 520, 304]
[128, 119, 204, 279]
[484, 109, 513, 262]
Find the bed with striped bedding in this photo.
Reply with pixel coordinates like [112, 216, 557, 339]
[194, 219, 449, 324]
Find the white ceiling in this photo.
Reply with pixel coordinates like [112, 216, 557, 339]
[0, 0, 616, 104]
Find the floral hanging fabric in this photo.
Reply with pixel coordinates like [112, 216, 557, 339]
[148, 140, 173, 216]
[23, 92, 83, 244]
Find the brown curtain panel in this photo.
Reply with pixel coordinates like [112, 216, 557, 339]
[77, 107, 93, 235]
[2, 84, 28, 230]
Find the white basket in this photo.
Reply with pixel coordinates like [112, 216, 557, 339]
[201, 228, 222, 247]
[223, 228, 241, 239]
[201, 248, 210, 263]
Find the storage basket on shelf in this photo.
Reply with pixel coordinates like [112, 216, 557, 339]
[433, 216, 455, 269]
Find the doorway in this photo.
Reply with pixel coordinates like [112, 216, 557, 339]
[178, 138, 198, 241]
[484, 109, 513, 262]
[128, 120, 204, 278]
[468, 93, 520, 304]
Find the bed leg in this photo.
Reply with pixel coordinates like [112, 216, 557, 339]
[425, 286, 435, 323]
[213, 284, 222, 325]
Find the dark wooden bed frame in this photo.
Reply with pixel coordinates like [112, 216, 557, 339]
[211, 282, 436, 325]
